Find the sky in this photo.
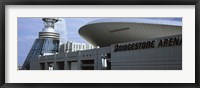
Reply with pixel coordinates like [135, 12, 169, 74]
[17, 17, 182, 66]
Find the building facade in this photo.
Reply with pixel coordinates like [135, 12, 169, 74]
[21, 18, 60, 70]
[28, 34, 182, 70]
[22, 18, 182, 70]
[59, 41, 94, 53]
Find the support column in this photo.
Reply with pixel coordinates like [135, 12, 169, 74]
[64, 61, 69, 70]
[45, 62, 48, 70]
[54, 62, 58, 70]
[77, 51, 81, 70]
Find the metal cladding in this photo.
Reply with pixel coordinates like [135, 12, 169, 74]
[79, 19, 182, 47]
[40, 18, 60, 39]
[42, 18, 60, 29]
[38, 17, 60, 53]
[22, 18, 60, 70]
[39, 32, 60, 39]
[21, 18, 182, 70]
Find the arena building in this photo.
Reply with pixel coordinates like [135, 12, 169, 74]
[59, 41, 94, 53]
[21, 18, 182, 70]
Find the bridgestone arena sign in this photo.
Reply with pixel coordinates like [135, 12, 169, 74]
[114, 36, 182, 52]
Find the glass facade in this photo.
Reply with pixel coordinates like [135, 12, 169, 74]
[22, 38, 59, 69]
[21, 18, 60, 70]
[28, 38, 59, 57]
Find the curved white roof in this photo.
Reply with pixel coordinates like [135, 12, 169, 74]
[79, 18, 182, 47]
[87, 18, 182, 26]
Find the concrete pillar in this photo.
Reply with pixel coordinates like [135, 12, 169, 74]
[77, 60, 81, 70]
[54, 62, 58, 70]
[64, 53, 69, 70]
[45, 62, 48, 70]
[64, 61, 69, 70]
[94, 49, 98, 70]
[77, 51, 81, 70]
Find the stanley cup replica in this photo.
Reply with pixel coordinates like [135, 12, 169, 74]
[21, 18, 60, 70]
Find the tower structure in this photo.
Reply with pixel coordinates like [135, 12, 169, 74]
[21, 18, 60, 70]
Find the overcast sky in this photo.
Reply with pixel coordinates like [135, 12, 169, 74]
[18, 17, 182, 66]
